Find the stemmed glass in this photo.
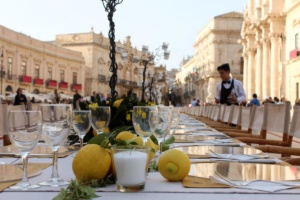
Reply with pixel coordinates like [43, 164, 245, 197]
[150, 111, 172, 154]
[8, 110, 42, 190]
[170, 109, 180, 135]
[132, 106, 158, 144]
[72, 110, 91, 149]
[90, 106, 111, 135]
[39, 104, 72, 186]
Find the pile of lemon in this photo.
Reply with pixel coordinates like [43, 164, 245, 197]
[72, 131, 190, 182]
[72, 131, 158, 181]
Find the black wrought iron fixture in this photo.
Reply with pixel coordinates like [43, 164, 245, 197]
[120, 43, 170, 102]
[101, 0, 123, 99]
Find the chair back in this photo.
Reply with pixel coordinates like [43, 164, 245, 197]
[228, 105, 241, 125]
[221, 105, 232, 123]
[239, 106, 252, 129]
[212, 105, 220, 121]
[288, 105, 300, 139]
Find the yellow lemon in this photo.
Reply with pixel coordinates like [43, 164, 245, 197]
[145, 138, 158, 161]
[113, 99, 124, 108]
[158, 149, 190, 182]
[116, 131, 143, 146]
[72, 144, 111, 181]
[95, 121, 106, 128]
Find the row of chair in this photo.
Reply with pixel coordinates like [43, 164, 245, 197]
[180, 103, 300, 164]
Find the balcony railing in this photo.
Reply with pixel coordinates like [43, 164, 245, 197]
[47, 80, 58, 88]
[72, 83, 82, 90]
[59, 82, 68, 89]
[290, 49, 299, 59]
[19, 75, 32, 84]
[34, 78, 44, 86]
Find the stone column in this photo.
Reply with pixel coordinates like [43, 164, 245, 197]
[247, 49, 255, 97]
[243, 53, 248, 98]
[270, 34, 280, 97]
[262, 38, 270, 98]
[255, 41, 263, 98]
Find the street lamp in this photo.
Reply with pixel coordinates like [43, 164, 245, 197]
[0, 51, 3, 95]
[120, 43, 170, 102]
[101, 0, 123, 99]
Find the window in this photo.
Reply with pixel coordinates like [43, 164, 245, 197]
[7, 57, 12, 77]
[48, 67, 52, 80]
[60, 70, 65, 82]
[34, 65, 40, 78]
[21, 61, 26, 75]
[72, 72, 77, 84]
[296, 33, 299, 49]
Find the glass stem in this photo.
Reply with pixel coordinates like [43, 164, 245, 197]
[21, 153, 29, 185]
[142, 137, 148, 145]
[157, 138, 164, 154]
[97, 131, 103, 135]
[51, 149, 59, 180]
[79, 137, 83, 149]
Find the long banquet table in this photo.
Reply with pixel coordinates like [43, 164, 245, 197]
[1, 114, 300, 200]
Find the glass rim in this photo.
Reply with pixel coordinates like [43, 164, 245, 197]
[38, 104, 71, 107]
[9, 110, 41, 113]
[73, 110, 91, 113]
[111, 145, 151, 151]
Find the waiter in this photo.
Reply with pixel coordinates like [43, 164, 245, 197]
[215, 63, 246, 105]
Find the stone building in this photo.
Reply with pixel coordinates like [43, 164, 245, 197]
[0, 25, 85, 97]
[55, 29, 156, 99]
[240, 0, 286, 101]
[176, 12, 244, 104]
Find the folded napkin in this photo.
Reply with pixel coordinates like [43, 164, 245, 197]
[207, 151, 281, 163]
[170, 142, 245, 149]
[210, 176, 300, 192]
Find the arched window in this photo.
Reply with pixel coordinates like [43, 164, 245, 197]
[32, 89, 40, 94]
[5, 85, 13, 93]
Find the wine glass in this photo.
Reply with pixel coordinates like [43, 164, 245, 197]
[150, 111, 172, 154]
[39, 104, 72, 186]
[72, 110, 91, 149]
[170, 109, 180, 135]
[8, 110, 42, 190]
[132, 106, 158, 144]
[90, 106, 111, 135]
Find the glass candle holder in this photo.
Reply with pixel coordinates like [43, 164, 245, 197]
[111, 146, 150, 192]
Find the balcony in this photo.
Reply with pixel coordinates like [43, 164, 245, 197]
[59, 82, 68, 89]
[290, 49, 299, 59]
[34, 78, 44, 86]
[72, 84, 82, 90]
[6, 74, 16, 81]
[47, 80, 57, 88]
[19, 75, 32, 84]
[98, 74, 106, 82]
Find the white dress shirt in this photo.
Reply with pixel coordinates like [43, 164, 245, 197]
[215, 78, 246, 103]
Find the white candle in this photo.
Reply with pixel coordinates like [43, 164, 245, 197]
[114, 151, 148, 185]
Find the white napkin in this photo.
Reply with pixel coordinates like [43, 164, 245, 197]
[207, 151, 281, 163]
[170, 142, 244, 149]
[210, 176, 300, 192]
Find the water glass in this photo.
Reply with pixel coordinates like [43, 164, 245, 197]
[8, 110, 42, 190]
[150, 111, 171, 153]
[90, 106, 111, 135]
[72, 110, 91, 149]
[132, 106, 158, 143]
[39, 104, 72, 186]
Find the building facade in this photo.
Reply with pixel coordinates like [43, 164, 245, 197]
[240, 0, 286, 100]
[0, 25, 85, 97]
[55, 30, 157, 99]
[175, 12, 244, 105]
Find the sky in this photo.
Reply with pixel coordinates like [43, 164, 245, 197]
[0, 0, 248, 70]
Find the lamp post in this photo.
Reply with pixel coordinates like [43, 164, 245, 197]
[101, 0, 123, 99]
[121, 43, 170, 102]
[0, 51, 3, 95]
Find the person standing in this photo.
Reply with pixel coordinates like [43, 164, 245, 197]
[73, 90, 82, 109]
[91, 91, 97, 103]
[14, 88, 28, 106]
[52, 89, 61, 104]
[215, 63, 246, 105]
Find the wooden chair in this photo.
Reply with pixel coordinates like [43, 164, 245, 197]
[235, 102, 291, 147]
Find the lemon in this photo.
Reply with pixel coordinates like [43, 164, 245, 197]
[158, 149, 190, 182]
[145, 138, 158, 161]
[113, 99, 124, 108]
[72, 144, 111, 181]
[116, 131, 143, 146]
